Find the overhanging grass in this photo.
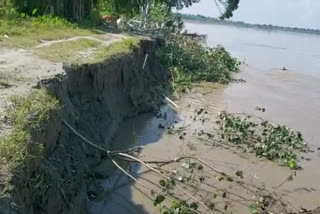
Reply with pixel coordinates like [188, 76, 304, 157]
[0, 15, 101, 48]
[89, 38, 140, 63]
[0, 89, 59, 173]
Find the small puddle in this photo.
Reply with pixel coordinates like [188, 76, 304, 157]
[91, 65, 320, 214]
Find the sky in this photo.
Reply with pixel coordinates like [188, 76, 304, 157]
[178, 0, 320, 29]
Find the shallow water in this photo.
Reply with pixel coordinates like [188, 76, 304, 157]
[91, 23, 320, 214]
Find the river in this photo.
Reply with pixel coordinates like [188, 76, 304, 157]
[90, 22, 320, 214]
[185, 21, 320, 78]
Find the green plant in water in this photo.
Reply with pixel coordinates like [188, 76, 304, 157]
[156, 34, 240, 92]
[217, 111, 307, 169]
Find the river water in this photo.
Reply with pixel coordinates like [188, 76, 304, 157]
[91, 22, 320, 214]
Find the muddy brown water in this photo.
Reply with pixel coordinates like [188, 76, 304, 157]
[90, 65, 320, 214]
[90, 23, 320, 214]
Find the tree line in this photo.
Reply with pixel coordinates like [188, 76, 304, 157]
[1, 0, 240, 22]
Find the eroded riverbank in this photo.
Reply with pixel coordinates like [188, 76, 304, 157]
[91, 65, 320, 214]
[0, 38, 167, 214]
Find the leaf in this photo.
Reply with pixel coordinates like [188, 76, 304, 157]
[153, 194, 165, 206]
[235, 170, 243, 178]
[224, 204, 228, 210]
[216, 175, 224, 181]
[249, 203, 258, 213]
[181, 162, 190, 169]
[226, 177, 234, 182]
[222, 192, 227, 198]
[32, 8, 38, 16]
[190, 202, 198, 210]
[288, 159, 296, 169]
[159, 179, 166, 187]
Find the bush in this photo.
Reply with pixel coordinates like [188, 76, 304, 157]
[156, 34, 239, 91]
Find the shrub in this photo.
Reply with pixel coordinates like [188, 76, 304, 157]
[156, 34, 239, 91]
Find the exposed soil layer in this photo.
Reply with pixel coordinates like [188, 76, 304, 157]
[0, 39, 167, 214]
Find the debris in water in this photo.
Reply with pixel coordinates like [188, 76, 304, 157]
[235, 170, 244, 178]
[158, 123, 165, 129]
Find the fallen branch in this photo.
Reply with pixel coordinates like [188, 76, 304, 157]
[116, 153, 214, 214]
[107, 152, 202, 214]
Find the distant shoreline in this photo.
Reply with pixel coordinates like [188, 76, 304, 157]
[178, 13, 320, 36]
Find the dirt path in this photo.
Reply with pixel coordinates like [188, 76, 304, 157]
[34, 33, 126, 48]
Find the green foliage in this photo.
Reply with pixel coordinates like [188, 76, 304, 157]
[248, 203, 258, 213]
[0, 89, 59, 172]
[156, 34, 239, 91]
[9, 0, 102, 21]
[217, 112, 307, 169]
[1, 14, 73, 36]
[0, 0, 16, 18]
[219, 0, 240, 19]
[149, 2, 170, 24]
[100, 0, 139, 18]
[2, 0, 240, 23]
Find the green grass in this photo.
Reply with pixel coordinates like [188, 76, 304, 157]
[35, 38, 102, 63]
[0, 15, 101, 48]
[0, 89, 59, 173]
[35, 37, 140, 64]
[89, 38, 140, 63]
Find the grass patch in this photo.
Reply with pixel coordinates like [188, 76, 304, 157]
[35, 38, 102, 63]
[0, 15, 100, 48]
[89, 38, 140, 63]
[0, 89, 59, 173]
[35, 37, 140, 64]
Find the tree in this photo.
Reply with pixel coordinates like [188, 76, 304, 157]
[218, 0, 239, 19]
[8, 0, 240, 21]
[101, 0, 239, 20]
